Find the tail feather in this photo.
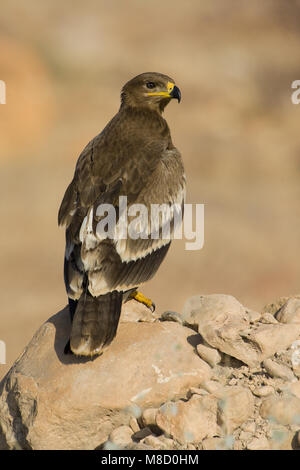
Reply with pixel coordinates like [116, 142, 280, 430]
[70, 290, 123, 356]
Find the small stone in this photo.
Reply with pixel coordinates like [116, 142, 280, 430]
[156, 395, 218, 444]
[132, 427, 153, 441]
[218, 386, 255, 434]
[289, 380, 300, 399]
[202, 437, 223, 450]
[202, 380, 225, 398]
[242, 421, 256, 434]
[160, 311, 184, 324]
[260, 313, 278, 324]
[263, 359, 295, 382]
[246, 309, 261, 323]
[275, 299, 300, 324]
[129, 417, 140, 433]
[196, 344, 221, 368]
[247, 436, 270, 450]
[260, 394, 300, 425]
[108, 426, 133, 448]
[253, 385, 274, 397]
[239, 431, 252, 441]
[142, 408, 158, 428]
[188, 387, 208, 397]
[143, 435, 168, 449]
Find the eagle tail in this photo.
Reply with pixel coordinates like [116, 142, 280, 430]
[69, 290, 123, 356]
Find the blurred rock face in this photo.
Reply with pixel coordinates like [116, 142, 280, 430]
[1, 0, 300, 380]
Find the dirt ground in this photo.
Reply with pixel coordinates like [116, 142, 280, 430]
[1, 0, 300, 379]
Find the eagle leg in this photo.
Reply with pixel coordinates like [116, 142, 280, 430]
[129, 290, 156, 312]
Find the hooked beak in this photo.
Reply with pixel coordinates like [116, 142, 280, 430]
[170, 85, 181, 103]
[147, 81, 181, 103]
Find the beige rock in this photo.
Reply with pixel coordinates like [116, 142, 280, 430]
[239, 431, 252, 441]
[260, 313, 278, 324]
[120, 299, 158, 323]
[183, 294, 246, 329]
[247, 436, 270, 450]
[247, 323, 300, 365]
[246, 309, 261, 323]
[0, 308, 211, 450]
[289, 380, 300, 399]
[218, 386, 255, 434]
[142, 408, 158, 428]
[143, 435, 171, 449]
[196, 344, 221, 367]
[202, 437, 223, 450]
[184, 295, 300, 367]
[129, 417, 140, 433]
[242, 421, 256, 434]
[263, 359, 295, 382]
[108, 426, 133, 448]
[201, 380, 225, 398]
[253, 385, 274, 397]
[269, 426, 295, 450]
[276, 298, 300, 324]
[260, 394, 300, 425]
[156, 394, 218, 444]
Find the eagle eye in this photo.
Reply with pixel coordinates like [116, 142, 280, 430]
[146, 82, 156, 89]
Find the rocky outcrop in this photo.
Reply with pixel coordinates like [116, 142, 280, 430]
[1, 294, 300, 450]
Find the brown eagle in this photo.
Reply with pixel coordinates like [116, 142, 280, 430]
[58, 72, 185, 357]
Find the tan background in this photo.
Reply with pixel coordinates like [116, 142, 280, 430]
[1, 0, 300, 379]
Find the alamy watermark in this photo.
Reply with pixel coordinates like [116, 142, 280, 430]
[0, 80, 6, 104]
[0, 340, 6, 364]
[291, 80, 300, 104]
[81, 197, 204, 251]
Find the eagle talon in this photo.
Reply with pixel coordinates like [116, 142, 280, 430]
[130, 290, 155, 312]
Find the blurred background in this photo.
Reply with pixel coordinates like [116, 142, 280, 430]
[1, 0, 300, 379]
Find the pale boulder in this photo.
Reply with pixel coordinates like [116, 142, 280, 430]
[156, 394, 219, 444]
[0, 307, 211, 450]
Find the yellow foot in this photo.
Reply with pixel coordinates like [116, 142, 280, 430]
[130, 291, 156, 312]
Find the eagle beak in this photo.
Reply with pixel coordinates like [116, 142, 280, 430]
[170, 85, 181, 103]
[147, 81, 181, 102]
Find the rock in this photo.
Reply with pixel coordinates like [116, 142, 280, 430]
[202, 437, 223, 450]
[290, 340, 300, 377]
[246, 309, 261, 323]
[142, 408, 158, 428]
[260, 394, 300, 425]
[160, 311, 184, 324]
[275, 299, 300, 324]
[0, 307, 211, 450]
[196, 344, 221, 368]
[247, 436, 270, 450]
[269, 426, 295, 450]
[239, 431, 252, 441]
[182, 294, 246, 329]
[131, 427, 153, 441]
[201, 380, 225, 398]
[241, 421, 256, 434]
[143, 435, 171, 449]
[108, 425, 133, 448]
[263, 359, 295, 382]
[253, 385, 274, 397]
[120, 299, 158, 323]
[260, 313, 278, 324]
[183, 295, 300, 368]
[156, 394, 218, 444]
[289, 380, 300, 399]
[218, 386, 255, 434]
[129, 417, 140, 433]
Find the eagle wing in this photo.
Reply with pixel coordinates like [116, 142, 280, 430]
[59, 123, 185, 299]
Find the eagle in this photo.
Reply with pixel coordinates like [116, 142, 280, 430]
[58, 72, 185, 357]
